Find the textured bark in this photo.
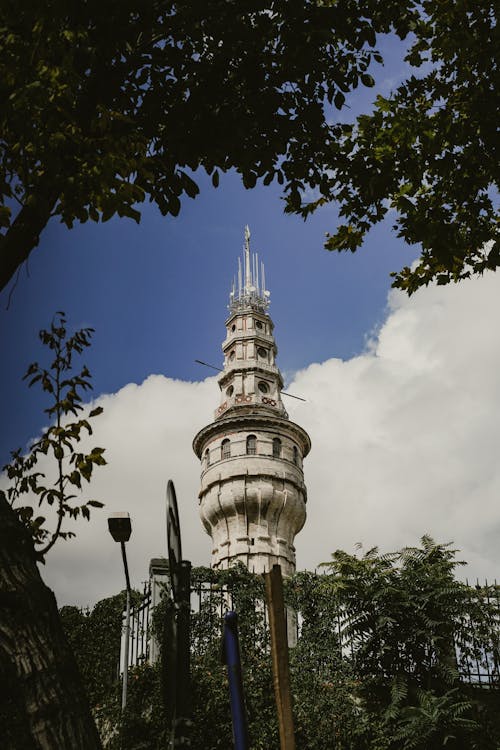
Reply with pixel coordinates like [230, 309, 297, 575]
[0, 495, 102, 749]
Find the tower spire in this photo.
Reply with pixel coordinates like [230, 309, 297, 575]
[244, 224, 251, 291]
[229, 226, 269, 313]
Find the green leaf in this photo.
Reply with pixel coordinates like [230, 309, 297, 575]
[79, 463, 92, 481]
[334, 92, 345, 110]
[69, 471, 81, 488]
[360, 73, 375, 88]
[169, 195, 181, 216]
[242, 172, 257, 189]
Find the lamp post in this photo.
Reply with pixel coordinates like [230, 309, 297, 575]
[108, 512, 132, 711]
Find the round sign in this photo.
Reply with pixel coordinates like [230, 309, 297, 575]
[166, 479, 182, 603]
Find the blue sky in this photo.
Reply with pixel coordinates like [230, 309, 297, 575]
[0, 170, 417, 464]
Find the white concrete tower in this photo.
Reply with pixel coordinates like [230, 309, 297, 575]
[193, 227, 311, 576]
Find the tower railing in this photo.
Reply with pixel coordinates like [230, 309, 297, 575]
[202, 435, 302, 471]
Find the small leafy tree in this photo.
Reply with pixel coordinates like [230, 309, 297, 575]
[321, 536, 500, 749]
[0, 311, 106, 559]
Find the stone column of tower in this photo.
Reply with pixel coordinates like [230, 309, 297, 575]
[193, 227, 311, 576]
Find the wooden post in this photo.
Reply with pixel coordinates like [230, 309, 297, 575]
[264, 565, 296, 750]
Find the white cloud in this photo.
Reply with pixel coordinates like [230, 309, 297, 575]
[25, 376, 218, 608]
[5, 272, 500, 606]
[288, 274, 500, 581]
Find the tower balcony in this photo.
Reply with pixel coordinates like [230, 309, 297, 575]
[220, 360, 280, 378]
[214, 393, 286, 420]
[222, 330, 275, 348]
[200, 441, 306, 482]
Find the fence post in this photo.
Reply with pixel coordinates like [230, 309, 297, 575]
[264, 564, 295, 750]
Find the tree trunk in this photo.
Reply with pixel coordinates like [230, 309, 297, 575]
[0, 187, 58, 294]
[0, 495, 102, 749]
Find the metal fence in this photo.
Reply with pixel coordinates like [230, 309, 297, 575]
[120, 575, 500, 688]
[120, 581, 152, 672]
[456, 579, 500, 687]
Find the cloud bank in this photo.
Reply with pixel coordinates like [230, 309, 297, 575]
[6, 273, 500, 606]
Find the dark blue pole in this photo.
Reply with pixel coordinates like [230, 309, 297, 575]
[222, 611, 249, 750]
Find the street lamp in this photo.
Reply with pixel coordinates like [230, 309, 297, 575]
[108, 512, 132, 711]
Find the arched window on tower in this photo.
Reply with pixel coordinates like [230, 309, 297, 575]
[221, 439, 231, 459]
[272, 438, 282, 458]
[246, 435, 257, 455]
[293, 446, 299, 465]
[205, 448, 210, 467]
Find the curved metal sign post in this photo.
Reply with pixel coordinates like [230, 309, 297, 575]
[166, 479, 182, 604]
[165, 479, 192, 748]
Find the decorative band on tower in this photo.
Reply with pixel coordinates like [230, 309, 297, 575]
[193, 227, 310, 576]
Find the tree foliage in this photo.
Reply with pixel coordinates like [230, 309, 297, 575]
[0, 0, 415, 292]
[1, 2, 497, 294]
[189, 565, 279, 750]
[304, 0, 499, 293]
[320, 536, 500, 749]
[0, 312, 106, 558]
[60, 593, 126, 707]
[60, 590, 150, 749]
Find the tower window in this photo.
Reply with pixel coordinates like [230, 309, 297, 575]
[272, 438, 282, 458]
[221, 439, 231, 459]
[258, 381, 269, 394]
[246, 435, 257, 455]
[293, 446, 299, 465]
[229, 350, 235, 361]
[226, 385, 234, 397]
[231, 324, 236, 332]
[255, 320, 263, 330]
[257, 347, 268, 360]
[205, 448, 210, 467]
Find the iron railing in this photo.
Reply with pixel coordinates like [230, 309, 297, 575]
[120, 576, 500, 688]
[120, 581, 151, 672]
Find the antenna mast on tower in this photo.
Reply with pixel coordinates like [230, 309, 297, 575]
[229, 226, 270, 313]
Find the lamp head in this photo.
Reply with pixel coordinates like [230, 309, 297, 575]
[108, 512, 132, 543]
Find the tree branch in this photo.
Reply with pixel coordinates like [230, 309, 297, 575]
[0, 184, 58, 294]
